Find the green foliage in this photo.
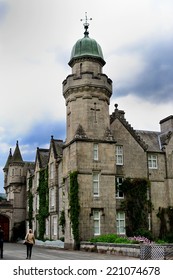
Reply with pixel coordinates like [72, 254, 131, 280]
[167, 206, 173, 232]
[59, 210, 65, 234]
[69, 171, 80, 249]
[90, 234, 137, 244]
[157, 206, 173, 242]
[135, 229, 153, 241]
[37, 168, 49, 240]
[28, 176, 33, 229]
[120, 177, 151, 236]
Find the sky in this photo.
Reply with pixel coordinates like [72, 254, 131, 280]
[0, 0, 173, 192]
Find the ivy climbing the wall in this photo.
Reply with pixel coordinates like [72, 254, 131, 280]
[120, 177, 152, 237]
[69, 171, 80, 249]
[59, 209, 65, 235]
[28, 176, 33, 229]
[37, 168, 49, 240]
[157, 206, 173, 242]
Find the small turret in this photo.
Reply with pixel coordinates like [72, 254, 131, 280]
[3, 148, 12, 188]
[3, 148, 12, 172]
[11, 140, 23, 163]
[8, 141, 25, 185]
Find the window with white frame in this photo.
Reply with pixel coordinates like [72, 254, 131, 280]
[93, 173, 99, 197]
[50, 188, 55, 208]
[116, 145, 123, 165]
[50, 162, 54, 179]
[93, 210, 100, 235]
[93, 143, 98, 160]
[116, 211, 126, 235]
[148, 154, 158, 169]
[46, 219, 49, 236]
[116, 177, 124, 198]
[53, 216, 57, 235]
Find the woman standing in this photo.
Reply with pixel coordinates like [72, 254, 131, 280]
[25, 229, 35, 259]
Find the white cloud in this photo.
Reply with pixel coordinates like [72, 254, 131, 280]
[105, 52, 146, 89]
[110, 94, 173, 131]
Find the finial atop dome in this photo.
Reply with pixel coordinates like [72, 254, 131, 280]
[69, 13, 105, 67]
[80, 12, 92, 37]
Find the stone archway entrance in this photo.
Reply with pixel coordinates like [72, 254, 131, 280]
[0, 215, 9, 241]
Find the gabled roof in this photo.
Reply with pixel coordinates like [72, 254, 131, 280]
[74, 124, 88, 139]
[136, 130, 173, 152]
[136, 130, 161, 152]
[110, 104, 173, 153]
[36, 147, 49, 169]
[50, 136, 63, 159]
[110, 105, 148, 151]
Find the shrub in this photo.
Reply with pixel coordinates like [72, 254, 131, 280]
[134, 229, 153, 241]
[90, 234, 137, 244]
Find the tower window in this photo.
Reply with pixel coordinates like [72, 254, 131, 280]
[80, 63, 82, 74]
[93, 143, 98, 160]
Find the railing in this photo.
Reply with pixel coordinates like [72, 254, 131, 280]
[140, 244, 173, 260]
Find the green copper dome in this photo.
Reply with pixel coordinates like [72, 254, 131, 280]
[69, 30, 105, 67]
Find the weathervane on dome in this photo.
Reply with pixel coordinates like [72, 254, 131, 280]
[80, 12, 92, 36]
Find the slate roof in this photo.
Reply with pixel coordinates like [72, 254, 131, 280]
[110, 105, 148, 151]
[51, 136, 63, 158]
[136, 130, 161, 152]
[110, 104, 173, 153]
[3, 148, 12, 171]
[37, 148, 49, 169]
[11, 141, 23, 163]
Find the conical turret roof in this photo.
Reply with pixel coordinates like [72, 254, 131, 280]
[11, 141, 23, 163]
[3, 148, 12, 171]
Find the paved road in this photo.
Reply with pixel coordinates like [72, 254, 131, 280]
[1, 242, 139, 260]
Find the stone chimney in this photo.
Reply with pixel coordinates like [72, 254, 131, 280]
[160, 115, 173, 133]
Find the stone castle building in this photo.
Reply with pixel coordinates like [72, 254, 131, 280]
[0, 20, 173, 247]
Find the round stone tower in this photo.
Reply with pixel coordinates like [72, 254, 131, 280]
[63, 19, 112, 143]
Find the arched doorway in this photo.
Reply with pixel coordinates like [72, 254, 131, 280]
[0, 215, 9, 241]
